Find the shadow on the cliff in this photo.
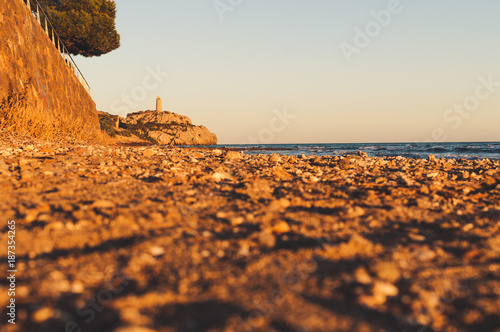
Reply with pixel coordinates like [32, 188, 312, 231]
[154, 300, 248, 332]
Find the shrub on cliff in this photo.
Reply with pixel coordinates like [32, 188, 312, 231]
[37, 0, 120, 57]
[98, 112, 133, 138]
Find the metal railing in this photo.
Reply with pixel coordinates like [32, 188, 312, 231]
[22, 0, 91, 94]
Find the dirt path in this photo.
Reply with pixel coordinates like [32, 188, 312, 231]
[1, 135, 499, 332]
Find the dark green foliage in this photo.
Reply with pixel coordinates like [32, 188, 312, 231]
[98, 113, 133, 138]
[99, 117, 117, 137]
[121, 120, 161, 144]
[125, 123, 159, 144]
[98, 114, 158, 144]
[127, 120, 191, 134]
[0, 82, 30, 113]
[38, 0, 120, 57]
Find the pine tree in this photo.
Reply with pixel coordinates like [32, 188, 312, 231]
[37, 0, 120, 57]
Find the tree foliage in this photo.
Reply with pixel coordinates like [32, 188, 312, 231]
[38, 0, 120, 57]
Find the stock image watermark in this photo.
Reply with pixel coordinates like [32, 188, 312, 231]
[111, 65, 169, 114]
[236, 234, 344, 331]
[239, 107, 296, 144]
[213, 0, 243, 21]
[236, 234, 342, 331]
[405, 279, 463, 332]
[6, 219, 17, 325]
[422, 74, 499, 142]
[340, 0, 416, 63]
[64, 272, 129, 332]
[236, 257, 318, 332]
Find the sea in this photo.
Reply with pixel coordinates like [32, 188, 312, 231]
[205, 142, 500, 160]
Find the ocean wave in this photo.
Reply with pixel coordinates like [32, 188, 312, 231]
[425, 147, 449, 153]
[220, 142, 500, 160]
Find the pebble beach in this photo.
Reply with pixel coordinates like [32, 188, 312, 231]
[1, 133, 500, 332]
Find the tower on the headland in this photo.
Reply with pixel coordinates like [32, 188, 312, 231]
[156, 96, 162, 112]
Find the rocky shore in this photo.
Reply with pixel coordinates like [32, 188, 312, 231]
[99, 110, 218, 146]
[1, 134, 499, 332]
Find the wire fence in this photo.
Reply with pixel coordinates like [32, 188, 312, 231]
[22, 0, 91, 94]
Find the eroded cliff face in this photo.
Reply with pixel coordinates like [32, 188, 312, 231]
[124, 110, 217, 145]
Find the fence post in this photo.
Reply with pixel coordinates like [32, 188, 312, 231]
[27, 0, 30, 11]
[36, 4, 40, 24]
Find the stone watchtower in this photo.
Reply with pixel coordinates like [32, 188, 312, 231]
[156, 96, 162, 112]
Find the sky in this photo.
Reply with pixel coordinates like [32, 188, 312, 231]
[76, 0, 500, 144]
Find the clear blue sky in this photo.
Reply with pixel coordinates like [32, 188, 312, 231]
[76, 0, 500, 144]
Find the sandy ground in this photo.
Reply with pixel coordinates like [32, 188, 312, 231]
[1, 134, 500, 332]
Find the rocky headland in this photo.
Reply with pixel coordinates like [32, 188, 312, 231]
[0, 132, 499, 332]
[99, 110, 217, 146]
